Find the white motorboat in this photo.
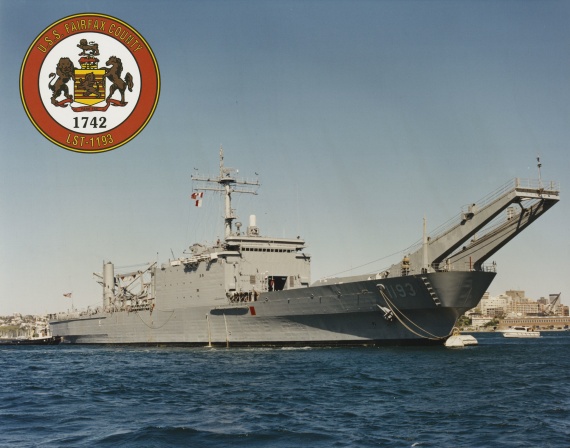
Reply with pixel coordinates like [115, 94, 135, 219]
[502, 326, 540, 338]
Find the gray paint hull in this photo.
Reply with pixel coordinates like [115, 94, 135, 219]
[51, 271, 494, 346]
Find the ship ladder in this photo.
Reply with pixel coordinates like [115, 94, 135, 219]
[420, 276, 441, 307]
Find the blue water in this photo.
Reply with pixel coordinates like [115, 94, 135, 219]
[1, 333, 569, 447]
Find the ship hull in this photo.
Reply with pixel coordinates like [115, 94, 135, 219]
[50, 271, 494, 346]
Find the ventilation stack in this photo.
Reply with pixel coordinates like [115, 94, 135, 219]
[103, 261, 115, 309]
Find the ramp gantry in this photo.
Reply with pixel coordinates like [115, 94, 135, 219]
[388, 178, 560, 276]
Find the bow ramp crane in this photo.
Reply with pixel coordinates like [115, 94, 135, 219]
[387, 177, 560, 276]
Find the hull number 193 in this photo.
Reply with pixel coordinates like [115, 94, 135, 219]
[386, 283, 416, 298]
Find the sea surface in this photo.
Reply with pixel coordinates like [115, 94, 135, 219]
[1, 332, 569, 447]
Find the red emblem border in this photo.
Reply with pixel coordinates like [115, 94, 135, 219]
[20, 13, 160, 153]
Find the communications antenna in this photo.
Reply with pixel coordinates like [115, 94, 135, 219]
[537, 155, 543, 189]
[191, 146, 260, 238]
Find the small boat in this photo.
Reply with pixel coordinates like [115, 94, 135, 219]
[0, 335, 62, 345]
[10, 335, 62, 345]
[502, 326, 540, 338]
[0, 319, 62, 345]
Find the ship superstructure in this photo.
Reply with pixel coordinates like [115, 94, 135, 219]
[50, 150, 560, 346]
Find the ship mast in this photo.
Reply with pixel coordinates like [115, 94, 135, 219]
[192, 146, 260, 238]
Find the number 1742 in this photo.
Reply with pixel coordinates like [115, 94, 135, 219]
[73, 117, 107, 129]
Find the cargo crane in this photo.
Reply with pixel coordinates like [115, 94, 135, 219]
[542, 292, 562, 316]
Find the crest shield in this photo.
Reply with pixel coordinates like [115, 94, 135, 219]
[74, 57, 106, 106]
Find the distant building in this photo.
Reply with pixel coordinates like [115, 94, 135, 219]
[505, 290, 525, 301]
[480, 294, 508, 316]
[508, 300, 539, 316]
[500, 316, 570, 330]
[471, 315, 494, 328]
[468, 290, 565, 321]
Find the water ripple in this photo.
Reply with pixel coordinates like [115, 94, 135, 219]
[0, 333, 569, 447]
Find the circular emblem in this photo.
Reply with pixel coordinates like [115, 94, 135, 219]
[20, 13, 160, 153]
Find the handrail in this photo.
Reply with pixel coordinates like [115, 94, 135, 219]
[431, 262, 497, 273]
[427, 178, 559, 245]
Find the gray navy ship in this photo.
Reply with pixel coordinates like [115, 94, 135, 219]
[49, 149, 560, 346]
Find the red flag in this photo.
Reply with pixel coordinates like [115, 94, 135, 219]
[195, 199, 202, 207]
[191, 192, 204, 199]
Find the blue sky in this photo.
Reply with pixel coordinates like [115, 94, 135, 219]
[1, 0, 568, 315]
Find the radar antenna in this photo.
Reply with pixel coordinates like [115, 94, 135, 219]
[191, 146, 260, 238]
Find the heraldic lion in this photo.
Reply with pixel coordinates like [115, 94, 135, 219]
[104, 56, 134, 105]
[48, 57, 76, 105]
[77, 72, 101, 98]
[77, 38, 99, 56]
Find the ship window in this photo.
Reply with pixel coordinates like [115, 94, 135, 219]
[268, 276, 287, 291]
